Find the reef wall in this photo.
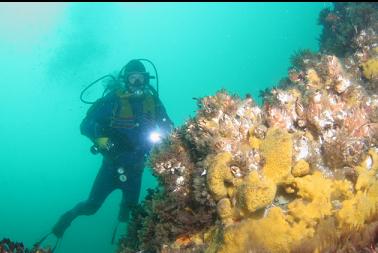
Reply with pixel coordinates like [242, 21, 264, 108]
[119, 3, 378, 253]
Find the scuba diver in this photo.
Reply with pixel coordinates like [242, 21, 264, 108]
[37, 59, 173, 250]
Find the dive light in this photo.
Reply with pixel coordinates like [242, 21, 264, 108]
[149, 130, 162, 144]
[90, 130, 163, 156]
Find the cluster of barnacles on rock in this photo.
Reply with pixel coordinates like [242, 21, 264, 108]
[119, 3, 378, 253]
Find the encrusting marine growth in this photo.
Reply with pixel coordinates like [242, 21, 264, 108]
[117, 2, 378, 253]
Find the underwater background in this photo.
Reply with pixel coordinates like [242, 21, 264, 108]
[0, 2, 330, 253]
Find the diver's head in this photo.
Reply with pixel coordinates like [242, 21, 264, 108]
[123, 59, 149, 96]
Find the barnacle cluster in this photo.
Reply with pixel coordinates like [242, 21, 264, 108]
[0, 238, 51, 253]
[119, 3, 378, 253]
[318, 2, 378, 93]
[319, 2, 378, 57]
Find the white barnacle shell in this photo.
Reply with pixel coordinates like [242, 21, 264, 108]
[334, 109, 347, 122]
[277, 91, 294, 105]
[155, 162, 168, 174]
[365, 154, 373, 171]
[332, 200, 342, 210]
[248, 163, 260, 171]
[275, 195, 290, 206]
[166, 160, 172, 169]
[313, 91, 322, 103]
[319, 110, 334, 129]
[294, 137, 309, 162]
[174, 162, 185, 174]
[230, 165, 242, 178]
[335, 76, 351, 93]
[297, 119, 306, 128]
[173, 186, 181, 193]
[224, 143, 232, 152]
[323, 128, 337, 141]
[236, 106, 245, 117]
[178, 166, 186, 174]
[263, 203, 276, 218]
[175, 162, 182, 169]
[176, 176, 185, 186]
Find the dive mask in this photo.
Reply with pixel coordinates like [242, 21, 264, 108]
[127, 72, 146, 85]
[126, 72, 148, 96]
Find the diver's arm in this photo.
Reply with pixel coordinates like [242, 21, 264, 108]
[155, 97, 174, 134]
[80, 95, 115, 142]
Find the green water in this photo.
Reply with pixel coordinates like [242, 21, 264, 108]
[0, 2, 331, 252]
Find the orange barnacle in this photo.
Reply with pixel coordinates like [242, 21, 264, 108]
[174, 234, 192, 246]
[325, 13, 339, 23]
[289, 69, 302, 83]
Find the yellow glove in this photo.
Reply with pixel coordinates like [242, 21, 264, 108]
[95, 137, 110, 150]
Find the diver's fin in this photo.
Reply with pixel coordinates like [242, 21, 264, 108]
[111, 222, 120, 244]
[35, 232, 62, 253]
[51, 237, 62, 253]
[34, 232, 52, 248]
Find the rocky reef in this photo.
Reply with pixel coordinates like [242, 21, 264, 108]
[0, 238, 51, 253]
[118, 2, 378, 253]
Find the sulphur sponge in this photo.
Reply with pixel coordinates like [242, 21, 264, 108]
[207, 152, 234, 201]
[235, 171, 276, 214]
[260, 127, 293, 184]
[361, 58, 378, 80]
[292, 159, 310, 177]
[217, 198, 235, 226]
[214, 207, 312, 253]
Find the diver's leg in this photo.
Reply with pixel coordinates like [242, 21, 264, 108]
[118, 160, 144, 223]
[52, 159, 117, 237]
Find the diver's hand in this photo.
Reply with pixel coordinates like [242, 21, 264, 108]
[160, 126, 173, 139]
[94, 137, 114, 151]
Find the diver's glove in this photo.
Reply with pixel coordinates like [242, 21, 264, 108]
[160, 124, 173, 139]
[91, 137, 115, 154]
[95, 137, 111, 149]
